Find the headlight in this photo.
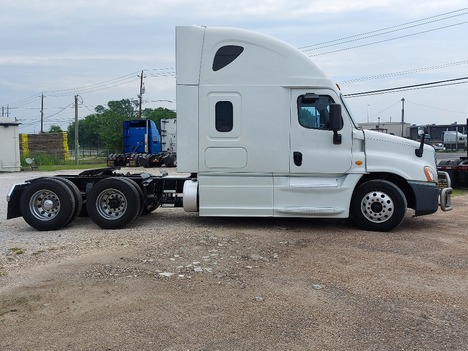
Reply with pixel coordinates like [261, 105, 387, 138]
[424, 166, 437, 182]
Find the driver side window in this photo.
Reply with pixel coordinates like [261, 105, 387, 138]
[297, 94, 334, 130]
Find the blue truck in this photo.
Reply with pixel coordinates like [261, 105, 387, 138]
[107, 119, 176, 167]
[124, 119, 161, 154]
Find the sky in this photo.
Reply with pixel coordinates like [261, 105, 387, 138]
[1, 0, 468, 134]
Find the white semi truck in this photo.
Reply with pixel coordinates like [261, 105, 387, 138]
[7, 26, 452, 232]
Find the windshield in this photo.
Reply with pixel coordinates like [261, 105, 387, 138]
[340, 94, 360, 129]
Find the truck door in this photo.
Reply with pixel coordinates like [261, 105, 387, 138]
[290, 90, 353, 174]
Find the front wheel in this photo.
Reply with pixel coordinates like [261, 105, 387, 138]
[350, 180, 407, 232]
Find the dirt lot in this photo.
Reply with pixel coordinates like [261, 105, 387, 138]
[1, 170, 468, 350]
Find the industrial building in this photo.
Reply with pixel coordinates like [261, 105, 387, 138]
[360, 120, 467, 146]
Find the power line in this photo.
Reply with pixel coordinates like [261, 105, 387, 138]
[307, 20, 468, 57]
[4, 69, 176, 112]
[6, 94, 41, 108]
[338, 60, 468, 84]
[357, 99, 467, 123]
[299, 7, 468, 51]
[406, 101, 467, 115]
[82, 104, 97, 114]
[3, 71, 144, 108]
[5, 9, 467, 110]
[45, 72, 141, 97]
[368, 101, 402, 119]
[145, 67, 176, 77]
[344, 76, 468, 97]
[43, 102, 75, 119]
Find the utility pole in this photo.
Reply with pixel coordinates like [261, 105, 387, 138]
[138, 70, 146, 119]
[40, 93, 45, 133]
[401, 97, 405, 138]
[138, 70, 148, 152]
[2, 105, 9, 117]
[75, 95, 79, 165]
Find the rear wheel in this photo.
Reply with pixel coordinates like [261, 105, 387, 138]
[86, 177, 141, 229]
[54, 177, 83, 226]
[351, 180, 407, 232]
[120, 178, 144, 219]
[20, 178, 76, 231]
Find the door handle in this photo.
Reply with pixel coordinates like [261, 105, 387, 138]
[293, 151, 302, 166]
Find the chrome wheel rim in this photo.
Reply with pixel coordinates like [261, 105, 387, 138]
[95, 188, 127, 220]
[29, 189, 60, 221]
[361, 191, 394, 223]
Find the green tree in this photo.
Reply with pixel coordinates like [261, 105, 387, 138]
[142, 107, 176, 130]
[48, 125, 63, 133]
[66, 99, 176, 152]
[96, 99, 136, 151]
[67, 114, 101, 150]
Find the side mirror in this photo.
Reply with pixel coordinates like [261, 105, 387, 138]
[418, 126, 428, 136]
[329, 104, 343, 130]
[329, 103, 343, 145]
[415, 126, 427, 157]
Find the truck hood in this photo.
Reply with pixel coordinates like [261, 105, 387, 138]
[363, 129, 437, 182]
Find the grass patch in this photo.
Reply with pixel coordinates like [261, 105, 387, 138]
[32, 250, 46, 256]
[8, 248, 24, 255]
[37, 163, 107, 171]
[452, 188, 468, 197]
[22, 154, 107, 171]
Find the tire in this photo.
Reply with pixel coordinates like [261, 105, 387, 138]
[120, 178, 158, 215]
[120, 178, 144, 219]
[86, 177, 141, 229]
[162, 154, 175, 167]
[54, 177, 83, 226]
[19, 178, 76, 231]
[350, 180, 407, 232]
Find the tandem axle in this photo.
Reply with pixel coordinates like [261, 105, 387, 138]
[7, 167, 191, 231]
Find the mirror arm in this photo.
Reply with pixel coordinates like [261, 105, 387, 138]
[333, 131, 342, 145]
[415, 132, 425, 157]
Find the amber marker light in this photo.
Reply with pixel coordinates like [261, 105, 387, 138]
[424, 166, 436, 182]
[355, 160, 363, 165]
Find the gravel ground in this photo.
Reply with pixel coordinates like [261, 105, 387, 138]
[1, 168, 467, 351]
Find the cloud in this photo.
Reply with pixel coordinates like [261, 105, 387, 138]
[0, 54, 159, 66]
[3, 0, 461, 23]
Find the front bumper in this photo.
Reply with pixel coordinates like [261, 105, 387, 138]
[408, 172, 452, 216]
[438, 171, 453, 212]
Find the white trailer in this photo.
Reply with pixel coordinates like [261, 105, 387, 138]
[443, 131, 467, 150]
[7, 26, 452, 232]
[160, 118, 177, 152]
